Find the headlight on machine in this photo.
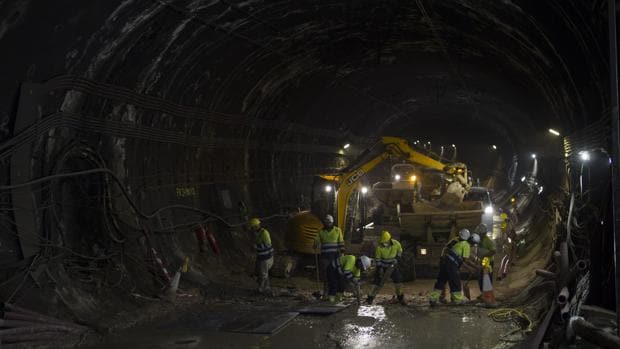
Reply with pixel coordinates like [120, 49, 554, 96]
[484, 205, 494, 214]
[419, 247, 428, 256]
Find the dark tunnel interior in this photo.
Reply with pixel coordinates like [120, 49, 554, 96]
[0, 0, 619, 348]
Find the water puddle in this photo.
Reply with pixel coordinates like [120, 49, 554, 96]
[356, 305, 386, 321]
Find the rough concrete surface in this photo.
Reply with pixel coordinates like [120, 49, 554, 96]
[79, 278, 522, 349]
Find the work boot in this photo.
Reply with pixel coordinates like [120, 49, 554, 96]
[335, 293, 344, 302]
[451, 292, 467, 305]
[366, 295, 374, 305]
[397, 294, 406, 305]
[429, 289, 441, 307]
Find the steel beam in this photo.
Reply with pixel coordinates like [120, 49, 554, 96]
[608, 0, 620, 336]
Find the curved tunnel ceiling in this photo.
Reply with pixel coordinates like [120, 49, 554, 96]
[2, 0, 605, 135]
[66, 1, 608, 139]
[0, 0, 610, 191]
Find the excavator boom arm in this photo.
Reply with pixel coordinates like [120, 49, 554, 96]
[335, 152, 391, 229]
[381, 136, 445, 170]
[333, 137, 451, 232]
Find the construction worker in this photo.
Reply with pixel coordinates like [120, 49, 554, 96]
[366, 231, 405, 305]
[499, 212, 509, 237]
[429, 228, 478, 306]
[249, 218, 273, 295]
[314, 214, 344, 295]
[457, 233, 479, 301]
[475, 223, 496, 291]
[326, 254, 371, 303]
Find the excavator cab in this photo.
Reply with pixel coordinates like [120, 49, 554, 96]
[372, 163, 421, 216]
[390, 163, 419, 190]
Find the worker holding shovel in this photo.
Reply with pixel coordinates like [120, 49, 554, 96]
[314, 214, 344, 298]
[366, 231, 405, 305]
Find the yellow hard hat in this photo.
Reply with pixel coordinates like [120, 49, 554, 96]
[380, 231, 391, 243]
[249, 218, 261, 228]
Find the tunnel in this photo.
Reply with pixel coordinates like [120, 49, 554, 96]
[0, 0, 619, 348]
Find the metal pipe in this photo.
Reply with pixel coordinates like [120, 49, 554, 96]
[560, 242, 569, 281]
[2, 304, 84, 329]
[560, 302, 571, 321]
[0, 319, 56, 328]
[0, 331, 64, 344]
[2, 312, 83, 329]
[0, 325, 78, 337]
[608, 0, 620, 336]
[0, 339, 58, 348]
[520, 303, 558, 349]
[3, 303, 48, 317]
[558, 287, 570, 305]
[535, 269, 556, 280]
[568, 316, 620, 348]
[553, 251, 561, 272]
[567, 193, 575, 242]
[575, 259, 588, 271]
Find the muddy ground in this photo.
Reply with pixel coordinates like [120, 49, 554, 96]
[77, 275, 530, 349]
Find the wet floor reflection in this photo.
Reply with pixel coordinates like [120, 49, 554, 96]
[339, 305, 387, 348]
[343, 323, 379, 347]
[356, 305, 386, 320]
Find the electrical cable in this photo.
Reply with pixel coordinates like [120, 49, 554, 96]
[488, 308, 533, 333]
[0, 168, 289, 228]
[4, 254, 40, 303]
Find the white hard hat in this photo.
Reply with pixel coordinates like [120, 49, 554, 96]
[359, 255, 371, 270]
[325, 214, 334, 224]
[470, 233, 480, 244]
[475, 223, 488, 235]
[459, 228, 471, 241]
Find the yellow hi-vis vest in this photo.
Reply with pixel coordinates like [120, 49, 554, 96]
[442, 237, 470, 266]
[374, 239, 403, 268]
[332, 255, 361, 280]
[255, 228, 273, 261]
[315, 226, 344, 254]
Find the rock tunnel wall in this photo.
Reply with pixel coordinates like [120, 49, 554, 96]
[0, 0, 613, 327]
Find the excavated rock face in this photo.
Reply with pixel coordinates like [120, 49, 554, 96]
[0, 0, 610, 323]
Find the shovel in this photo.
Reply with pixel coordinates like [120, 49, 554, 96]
[312, 253, 322, 300]
[462, 270, 474, 300]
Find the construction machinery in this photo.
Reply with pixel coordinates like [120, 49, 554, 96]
[285, 136, 487, 279]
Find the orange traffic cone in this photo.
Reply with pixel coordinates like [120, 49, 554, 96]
[481, 269, 497, 306]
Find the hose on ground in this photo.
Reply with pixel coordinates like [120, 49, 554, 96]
[488, 308, 533, 333]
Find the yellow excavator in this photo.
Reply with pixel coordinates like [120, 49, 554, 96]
[285, 136, 481, 269]
[327, 137, 449, 231]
